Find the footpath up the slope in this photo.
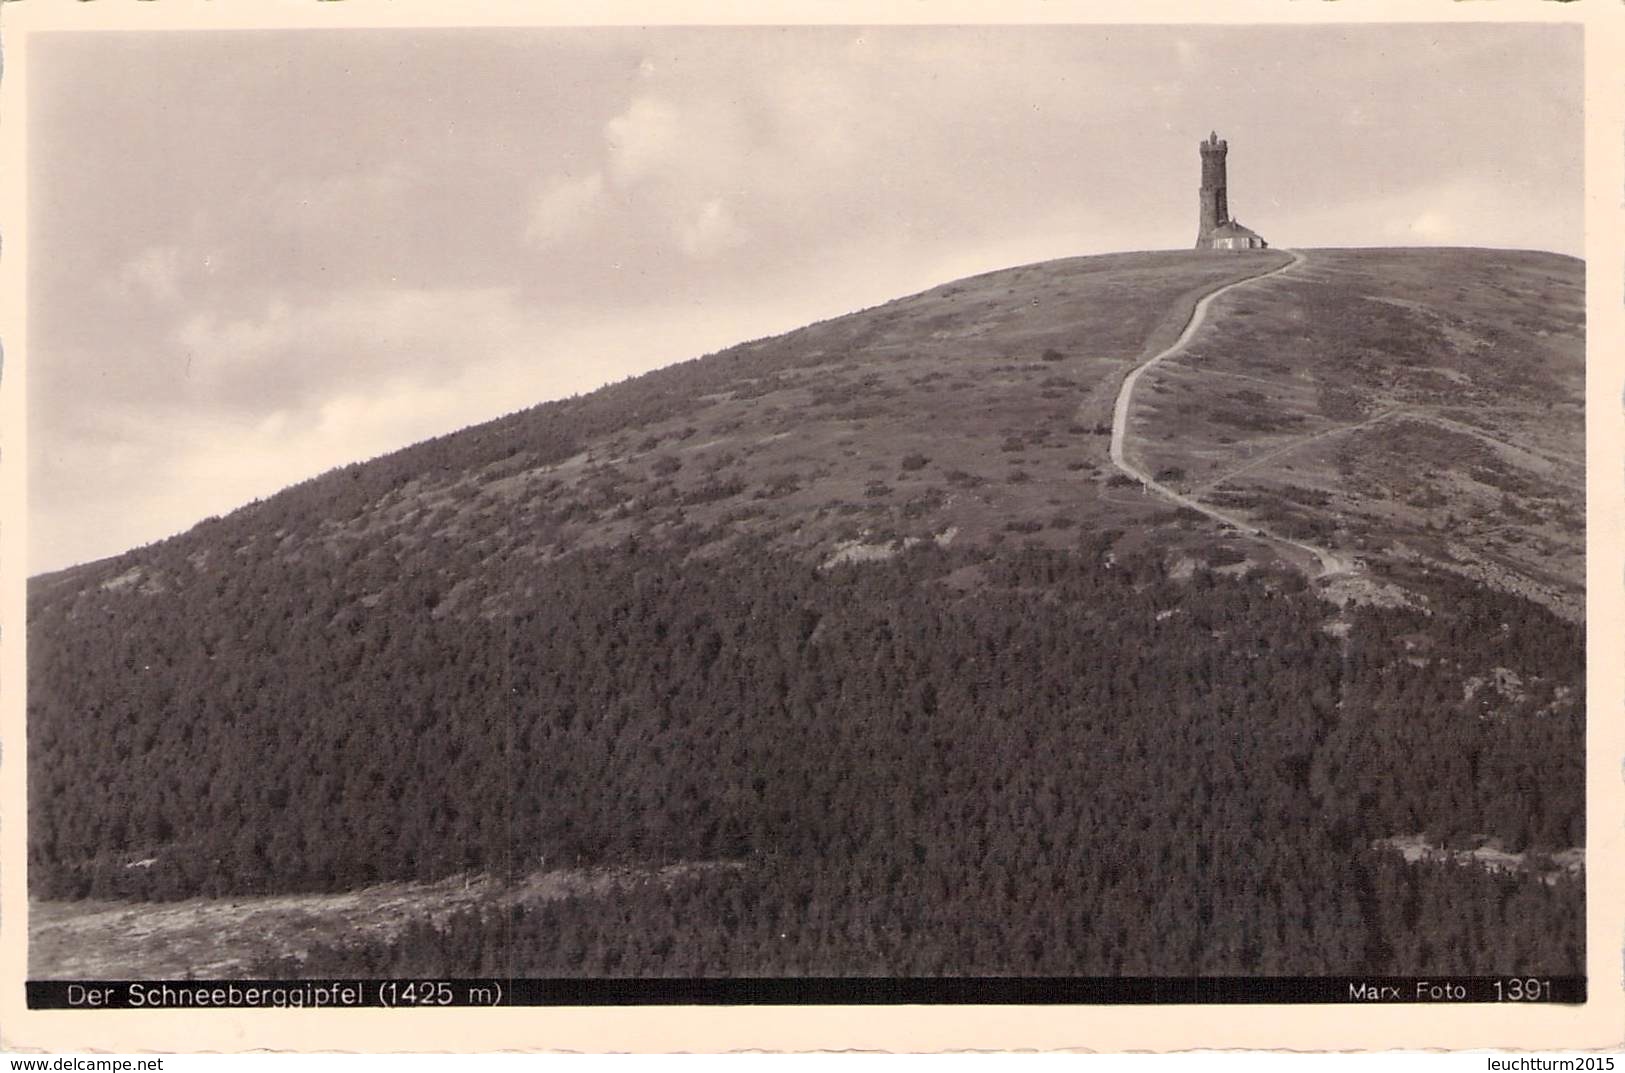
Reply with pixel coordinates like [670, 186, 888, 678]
[1106, 250, 1353, 579]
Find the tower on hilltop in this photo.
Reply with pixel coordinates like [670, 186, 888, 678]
[1195, 131, 1268, 251]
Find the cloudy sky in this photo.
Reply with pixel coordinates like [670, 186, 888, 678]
[26, 23, 1582, 573]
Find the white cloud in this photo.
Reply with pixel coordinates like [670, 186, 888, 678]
[1395, 210, 1452, 242]
[583, 93, 765, 260]
[1369, 178, 1563, 250]
[171, 287, 541, 411]
[676, 198, 748, 258]
[604, 96, 683, 187]
[525, 171, 606, 246]
[1283, 177, 1579, 256]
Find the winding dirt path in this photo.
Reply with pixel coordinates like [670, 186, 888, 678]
[1107, 250, 1355, 579]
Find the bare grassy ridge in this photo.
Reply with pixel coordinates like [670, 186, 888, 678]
[438, 251, 1293, 599]
[42, 249, 1574, 616]
[1130, 248, 1583, 617]
[32, 251, 1287, 612]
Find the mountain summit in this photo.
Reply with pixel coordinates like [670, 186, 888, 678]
[29, 246, 1585, 978]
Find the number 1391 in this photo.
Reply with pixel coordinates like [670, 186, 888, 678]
[1494, 978, 1552, 1001]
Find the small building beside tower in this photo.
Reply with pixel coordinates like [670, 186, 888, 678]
[1195, 131, 1268, 250]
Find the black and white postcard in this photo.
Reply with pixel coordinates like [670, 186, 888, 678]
[2, 0, 1620, 1055]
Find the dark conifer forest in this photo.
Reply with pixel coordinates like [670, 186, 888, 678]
[29, 529, 1583, 975]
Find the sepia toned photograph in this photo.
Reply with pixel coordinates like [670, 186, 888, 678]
[4, 5, 1611, 1047]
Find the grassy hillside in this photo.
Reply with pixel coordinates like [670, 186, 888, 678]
[27, 247, 1585, 979]
[1130, 249, 1583, 616]
[32, 251, 1288, 607]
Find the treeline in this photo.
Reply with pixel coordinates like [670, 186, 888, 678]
[28, 529, 1584, 974]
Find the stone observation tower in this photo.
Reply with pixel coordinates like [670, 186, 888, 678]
[1195, 131, 1268, 250]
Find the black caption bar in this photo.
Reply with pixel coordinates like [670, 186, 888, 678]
[27, 976, 1586, 1008]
